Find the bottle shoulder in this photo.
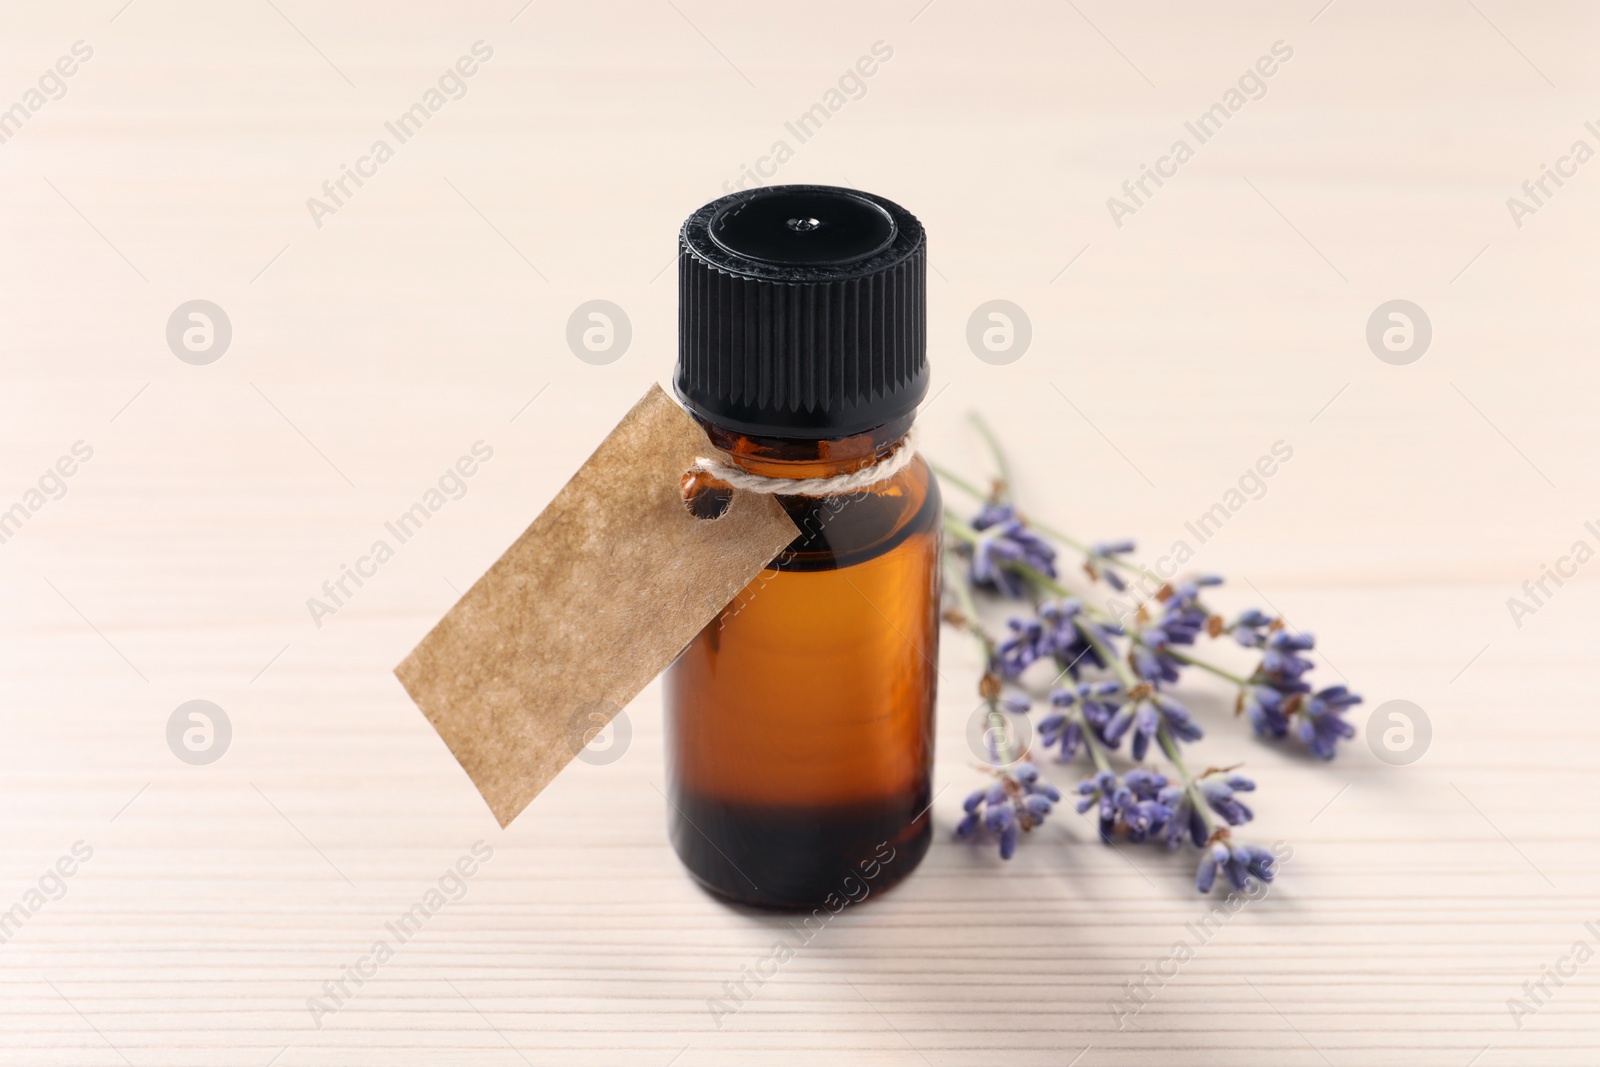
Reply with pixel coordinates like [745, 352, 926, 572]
[772, 455, 941, 572]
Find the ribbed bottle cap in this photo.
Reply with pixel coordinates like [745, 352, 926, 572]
[676, 185, 927, 439]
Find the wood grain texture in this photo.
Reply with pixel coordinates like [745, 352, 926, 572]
[1, 1, 1597, 1064]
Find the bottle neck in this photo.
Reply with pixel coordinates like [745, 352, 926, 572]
[700, 412, 916, 481]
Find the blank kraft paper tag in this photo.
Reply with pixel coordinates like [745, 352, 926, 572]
[395, 384, 798, 827]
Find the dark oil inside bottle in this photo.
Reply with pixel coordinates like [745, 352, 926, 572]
[664, 419, 941, 909]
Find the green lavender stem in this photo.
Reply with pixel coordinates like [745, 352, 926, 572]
[1165, 647, 1253, 688]
[968, 413, 1015, 503]
[1066, 694, 1114, 775]
[1158, 723, 1216, 837]
[1072, 611, 1137, 689]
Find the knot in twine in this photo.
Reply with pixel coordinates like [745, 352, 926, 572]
[688, 427, 920, 497]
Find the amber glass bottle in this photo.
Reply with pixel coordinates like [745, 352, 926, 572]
[665, 185, 938, 909]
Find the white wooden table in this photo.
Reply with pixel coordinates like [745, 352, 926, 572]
[2, 1, 1597, 1063]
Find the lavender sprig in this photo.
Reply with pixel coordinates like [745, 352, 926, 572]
[934, 415, 1355, 892]
[969, 503, 1057, 599]
[957, 762, 1061, 859]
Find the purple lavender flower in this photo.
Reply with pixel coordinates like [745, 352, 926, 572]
[1087, 538, 1137, 591]
[1040, 599, 1089, 661]
[1196, 839, 1277, 893]
[957, 789, 985, 836]
[1131, 640, 1177, 685]
[1155, 694, 1204, 745]
[1075, 770, 1173, 843]
[1227, 607, 1275, 647]
[987, 800, 1018, 858]
[970, 502, 1014, 531]
[1297, 685, 1360, 759]
[1075, 770, 1117, 814]
[1160, 785, 1209, 849]
[1234, 842, 1278, 884]
[1038, 681, 1124, 757]
[1132, 582, 1212, 685]
[1200, 773, 1256, 826]
[1051, 606, 1123, 678]
[1263, 630, 1316, 679]
[957, 762, 1059, 860]
[1115, 770, 1175, 842]
[1075, 770, 1120, 840]
[1035, 693, 1083, 761]
[1002, 599, 1100, 676]
[968, 504, 1056, 598]
[1075, 681, 1123, 739]
[995, 600, 1122, 681]
[1194, 840, 1230, 892]
[1016, 761, 1062, 810]
[995, 616, 1046, 678]
[1074, 769, 1125, 841]
[1241, 684, 1290, 739]
[1226, 619, 1364, 759]
[1105, 694, 1203, 760]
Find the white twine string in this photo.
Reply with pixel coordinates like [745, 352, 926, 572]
[688, 426, 920, 497]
